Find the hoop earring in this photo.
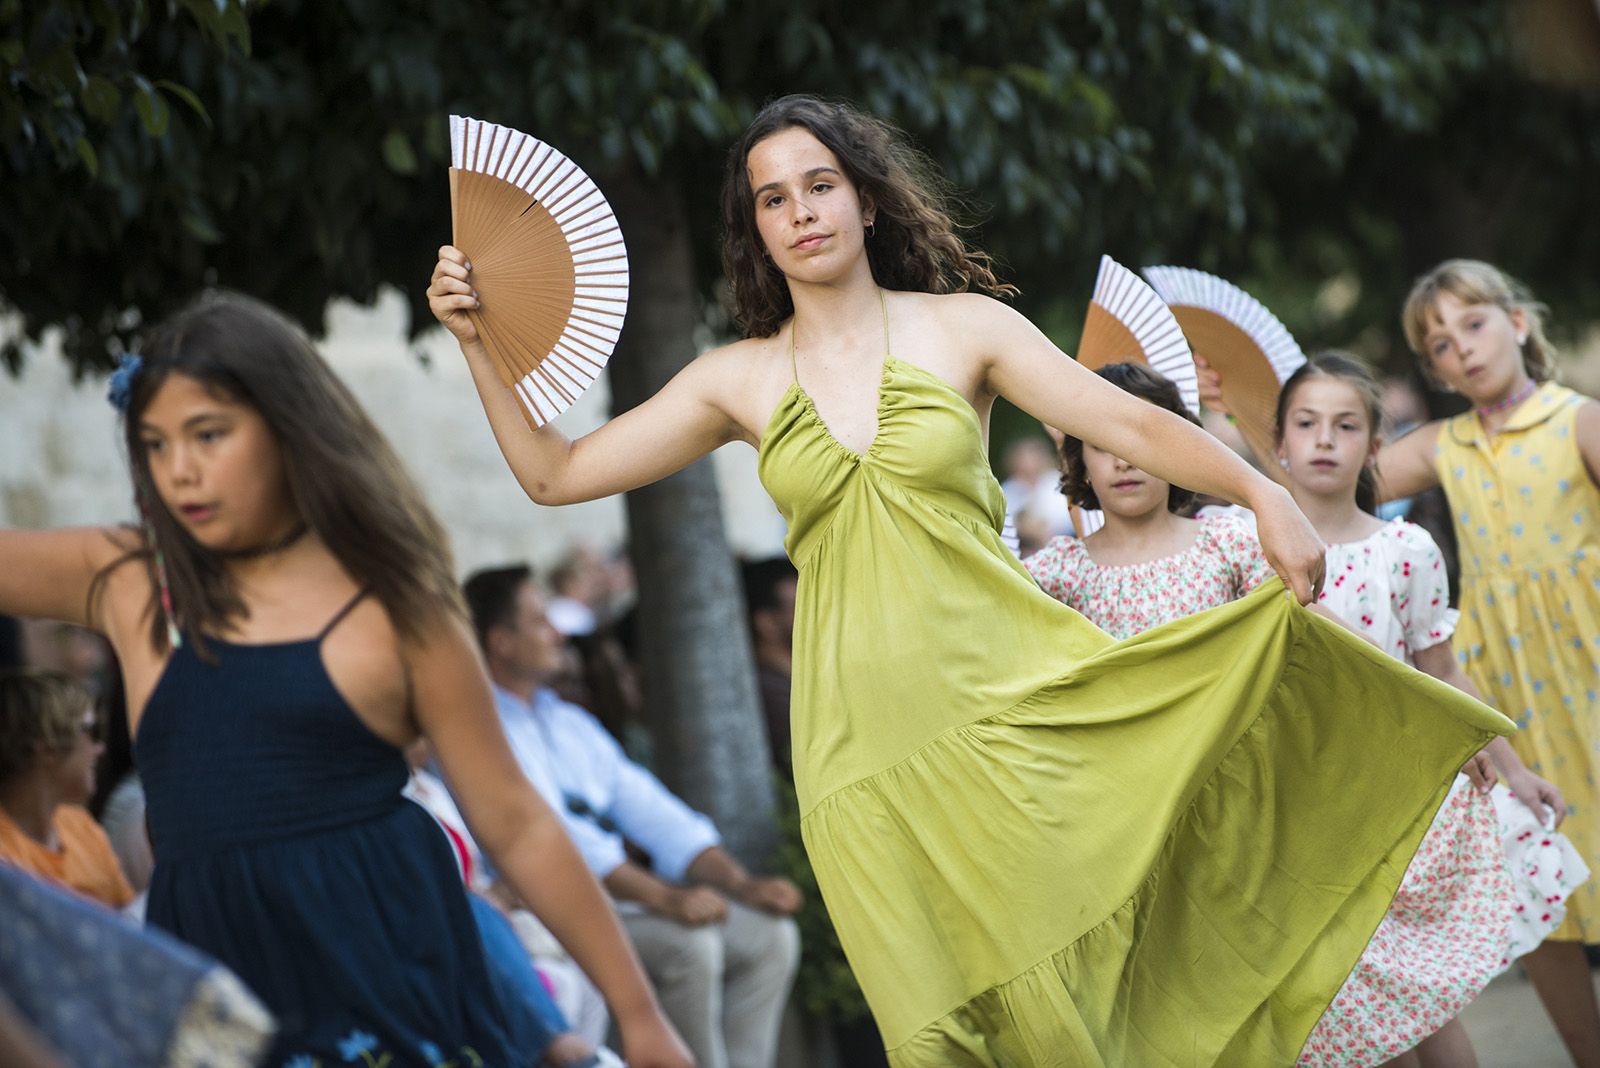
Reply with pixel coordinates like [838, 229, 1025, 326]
[864, 221, 875, 238]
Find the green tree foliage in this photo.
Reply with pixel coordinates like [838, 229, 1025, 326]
[6, 0, 1596, 373]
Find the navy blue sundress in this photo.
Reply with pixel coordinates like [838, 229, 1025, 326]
[134, 592, 526, 1067]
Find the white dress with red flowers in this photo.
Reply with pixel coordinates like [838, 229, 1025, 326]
[1298, 520, 1585, 1066]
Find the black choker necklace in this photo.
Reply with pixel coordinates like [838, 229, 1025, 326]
[220, 522, 309, 560]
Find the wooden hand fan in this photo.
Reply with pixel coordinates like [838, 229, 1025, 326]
[449, 114, 629, 427]
[1140, 266, 1305, 449]
[1069, 255, 1200, 538]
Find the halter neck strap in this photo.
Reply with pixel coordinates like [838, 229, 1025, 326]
[788, 288, 890, 385]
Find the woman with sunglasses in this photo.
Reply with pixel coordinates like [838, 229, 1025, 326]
[0, 669, 134, 909]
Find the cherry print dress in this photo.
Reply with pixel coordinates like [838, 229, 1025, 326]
[1299, 519, 1586, 1066]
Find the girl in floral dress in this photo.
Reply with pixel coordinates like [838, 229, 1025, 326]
[1268, 352, 1583, 1068]
[1024, 362, 1277, 636]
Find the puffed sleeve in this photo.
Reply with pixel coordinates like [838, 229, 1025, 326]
[1390, 521, 1459, 652]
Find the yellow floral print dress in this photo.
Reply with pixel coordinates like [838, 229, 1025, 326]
[1435, 382, 1600, 941]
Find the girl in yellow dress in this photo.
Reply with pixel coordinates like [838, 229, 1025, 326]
[429, 97, 1509, 1066]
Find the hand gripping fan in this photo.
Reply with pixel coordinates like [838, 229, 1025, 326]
[1068, 255, 1200, 538]
[448, 115, 629, 427]
[1140, 266, 1305, 450]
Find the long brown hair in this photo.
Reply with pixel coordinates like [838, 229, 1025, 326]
[1401, 259, 1558, 386]
[92, 291, 464, 656]
[720, 94, 1017, 338]
[1273, 351, 1384, 514]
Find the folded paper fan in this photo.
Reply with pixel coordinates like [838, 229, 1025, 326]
[1076, 254, 1199, 415]
[1068, 255, 1199, 538]
[1140, 266, 1305, 447]
[449, 114, 629, 427]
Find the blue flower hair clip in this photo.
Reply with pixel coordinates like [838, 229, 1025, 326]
[107, 352, 143, 413]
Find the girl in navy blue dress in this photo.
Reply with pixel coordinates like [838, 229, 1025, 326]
[0, 292, 692, 1068]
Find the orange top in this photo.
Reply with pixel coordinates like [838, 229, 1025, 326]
[0, 803, 135, 908]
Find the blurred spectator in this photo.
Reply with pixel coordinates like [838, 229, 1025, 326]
[548, 546, 610, 637]
[88, 667, 153, 894]
[0, 671, 134, 909]
[464, 565, 802, 1068]
[565, 628, 647, 747]
[740, 558, 798, 774]
[19, 620, 112, 698]
[999, 436, 1072, 540]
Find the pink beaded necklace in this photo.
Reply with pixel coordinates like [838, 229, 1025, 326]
[1476, 379, 1537, 419]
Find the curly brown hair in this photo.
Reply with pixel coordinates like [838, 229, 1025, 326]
[0, 670, 91, 784]
[720, 95, 1018, 338]
[1058, 363, 1202, 513]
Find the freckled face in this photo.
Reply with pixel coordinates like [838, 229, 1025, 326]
[1421, 291, 1528, 402]
[137, 373, 300, 553]
[746, 127, 874, 283]
[1080, 444, 1171, 520]
[1277, 377, 1377, 500]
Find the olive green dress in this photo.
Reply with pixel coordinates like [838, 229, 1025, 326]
[756, 319, 1512, 1067]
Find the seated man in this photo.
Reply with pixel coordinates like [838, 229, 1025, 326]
[464, 566, 801, 1068]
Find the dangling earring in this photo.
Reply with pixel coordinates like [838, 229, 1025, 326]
[1516, 333, 1528, 346]
[864, 220, 876, 238]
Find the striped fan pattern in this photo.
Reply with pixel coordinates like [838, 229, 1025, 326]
[1140, 267, 1305, 384]
[449, 115, 629, 427]
[1141, 266, 1306, 445]
[1077, 255, 1199, 415]
[1069, 255, 1200, 538]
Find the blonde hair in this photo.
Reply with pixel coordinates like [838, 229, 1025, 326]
[0, 671, 91, 783]
[1401, 259, 1558, 385]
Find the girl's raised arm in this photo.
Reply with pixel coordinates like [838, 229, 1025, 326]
[428, 247, 741, 506]
[0, 528, 128, 630]
[404, 611, 692, 1068]
[1373, 423, 1444, 502]
[967, 297, 1327, 604]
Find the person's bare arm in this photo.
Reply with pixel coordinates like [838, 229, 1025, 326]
[0, 995, 67, 1068]
[0, 527, 129, 628]
[965, 297, 1327, 604]
[1374, 422, 1444, 502]
[429, 246, 743, 506]
[408, 613, 691, 1068]
[605, 859, 728, 926]
[685, 845, 803, 916]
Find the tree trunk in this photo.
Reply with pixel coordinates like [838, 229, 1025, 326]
[603, 160, 779, 868]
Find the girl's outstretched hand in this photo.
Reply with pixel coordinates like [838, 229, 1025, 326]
[1505, 766, 1567, 829]
[1461, 751, 1497, 794]
[620, 1011, 696, 1068]
[1252, 484, 1326, 605]
[427, 245, 480, 345]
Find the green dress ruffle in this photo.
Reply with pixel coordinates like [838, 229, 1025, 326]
[757, 352, 1512, 1067]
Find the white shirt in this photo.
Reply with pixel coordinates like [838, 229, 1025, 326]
[493, 685, 721, 882]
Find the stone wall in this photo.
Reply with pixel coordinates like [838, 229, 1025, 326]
[0, 289, 789, 577]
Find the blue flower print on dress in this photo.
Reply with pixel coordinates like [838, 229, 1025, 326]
[284, 1057, 318, 1068]
[338, 1029, 380, 1062]
[419, 1042, 442, 1063]
[107, 352, 142, 412]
